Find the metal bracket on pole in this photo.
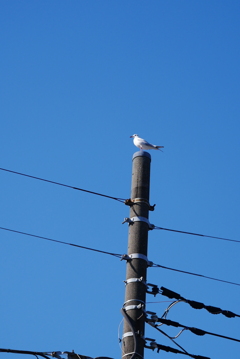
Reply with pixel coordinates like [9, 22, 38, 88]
[123, 299, 145, 307]
[121, 253, 153, 267]
[122, 332, 134, 339]
[124, 277, 146, 286]
[122, 253, 153, 267]
[124, 198, 156, 211]
[146, 283, 159, 296]
[124, 304, 144, 311]
[144, 338, 158, 351]
[122, 216, 155, 230]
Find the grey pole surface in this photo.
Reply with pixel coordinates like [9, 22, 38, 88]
[122, 150, 151, 359]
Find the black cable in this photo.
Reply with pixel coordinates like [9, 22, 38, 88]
[160, 286, 240, 318]
[146, 321, 189, 354]
[2, 226, 240, 287]
[154, 226, 240, 244]
[121, 308, 138, 359]
[154, 318, 240, 343]
[144, 339, 210, 359]
[0, 226, 122, 258]
[0, 349, 50, 359]
[0, 167, 126, 203]
[152, 263, 240, 287]
[2, 167, 239, 245]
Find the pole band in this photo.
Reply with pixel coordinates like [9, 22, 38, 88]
[123, 299, 145, 306]
[122, 332, 134, 339]
[130, 216, 154, 229]
[124, 277, 146, 285]
[124, 304, 143, 311]
[131, 198, 150, 206]
[122, 216, 154, 229]
[128, 253, 153, 267]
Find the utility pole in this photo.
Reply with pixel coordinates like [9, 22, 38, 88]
[122, 150, 152, 359]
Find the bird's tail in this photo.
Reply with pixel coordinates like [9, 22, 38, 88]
[155, 145, 164, 151]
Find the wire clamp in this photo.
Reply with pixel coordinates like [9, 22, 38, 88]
[145, 311, 158, 323]
[122, 332, 134, 339]
[144, 338, 158, 351]
[146, 283, 159, 296]
[123, 299, 145, 307]
[122, 217, 133, 224]
[124, 277, 146, 286]
[124, 198, 156, 211]
[124, 304, 144, 311]
[121, 253, 153, 267]
[122, 216, 155, 230]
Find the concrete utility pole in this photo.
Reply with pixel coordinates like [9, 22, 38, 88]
[122, 151, 152, 359]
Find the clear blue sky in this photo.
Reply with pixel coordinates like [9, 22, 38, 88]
[1, 1, 240, 359]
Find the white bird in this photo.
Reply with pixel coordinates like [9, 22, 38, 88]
[130, 134, 164, 151]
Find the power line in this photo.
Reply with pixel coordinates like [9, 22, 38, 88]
[0, 226, 122, 258]
[154, 226, 240, 244]
[2, 226, 240, 287]
[0, 167, 126, 203]
[146, 316, 240, 343]
[146, 321, 190, 354]
[152, 263, 240, 287]
[2, 167, 239, 245]
[0, 348, 51, 359]
[144, 338, 210, 359]
[0, 349, 98, 359]
[159, 286, 240, 318]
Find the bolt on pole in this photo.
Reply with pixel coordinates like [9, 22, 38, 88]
[122, 150, 151, 359]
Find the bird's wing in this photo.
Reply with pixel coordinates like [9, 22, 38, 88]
[141, 139, 153, 146]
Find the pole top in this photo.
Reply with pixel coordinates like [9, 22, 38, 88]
[132, 150, 151, 161]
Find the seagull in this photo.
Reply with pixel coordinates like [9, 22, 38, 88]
[130, 134, 164, 151]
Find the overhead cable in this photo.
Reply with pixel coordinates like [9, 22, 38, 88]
[152, 262, 240, 287]
[2, 226, 240, 287]
[2, 167, 239, 245]
[146, 315, 240, 343]
[0, 349, 104, 359]
[146, 320, 189, 354]
[0, 348, 51, 359]
[0, 167, 126, 203]
[160, 286, 240, 318]
[144, 338, 210, 359]
[154, 225, 240, 244]
[0, 226, 122, 258]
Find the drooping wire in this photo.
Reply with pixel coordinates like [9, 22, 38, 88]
[153, 225, 240, 244]
[158, 301, 187, 339]
[120, 308, 139, 359]
[0, 226, 122, 258]
[0, 167, 126, 203]
[118, 318, 124, 352]
[146, 320, 189, 354]
[152, 262, 240, 287]
[161, 300, 183, 320]
[2, 226, 240, 287]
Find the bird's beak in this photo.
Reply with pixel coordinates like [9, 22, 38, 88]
[130, 135, 133, 138]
